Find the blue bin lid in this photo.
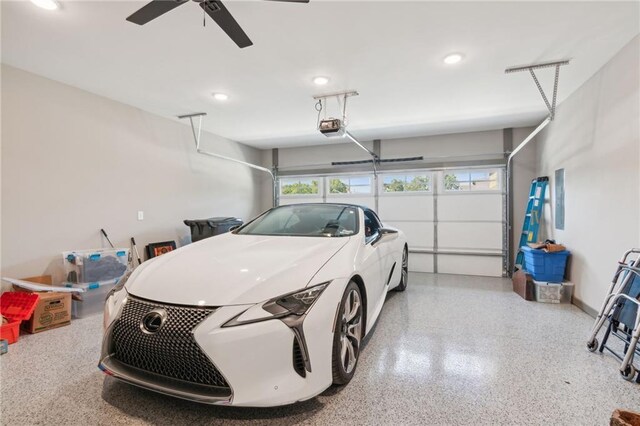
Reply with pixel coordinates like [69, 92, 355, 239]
[521, 246, 570, 255]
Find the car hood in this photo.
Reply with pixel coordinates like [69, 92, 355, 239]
[126, 233, 350, 306]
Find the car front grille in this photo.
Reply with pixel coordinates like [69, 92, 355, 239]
[110, 296, 229, 389]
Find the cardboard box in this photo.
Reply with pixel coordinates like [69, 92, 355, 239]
[13, 275, 72, 334]
[512, 270, 535, 301]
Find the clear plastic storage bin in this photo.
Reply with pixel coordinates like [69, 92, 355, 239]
[68, 279, 119, 318]
[63, 248, 129, 283]
[533, 280, 574, 304]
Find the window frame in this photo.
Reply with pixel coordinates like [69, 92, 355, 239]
[325, 174, 374, 196]
[378, 171, 433, 195]
[441, 168, 503, 194]
[279, 175, 323, 198]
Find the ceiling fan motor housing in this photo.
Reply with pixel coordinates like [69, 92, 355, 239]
[201, 0, 221, 13]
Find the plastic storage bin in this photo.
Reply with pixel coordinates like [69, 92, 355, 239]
[521, 246, 570, 282]
[533, 280, 574, 304]
[184, 217, 243, 242]
[68, 279, 119, 319]
[63, 248, 129, 283]
[0, 292, 40, 344]
[0, 320, 20, 345]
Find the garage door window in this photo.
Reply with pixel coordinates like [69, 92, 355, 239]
[381, 173, 431, 193]
[444, 169, 501, 192]
[280, 177, 320, 196]
[328, 175, 372, 195]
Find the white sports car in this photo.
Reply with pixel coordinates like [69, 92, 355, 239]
[99, 203, 408, 407]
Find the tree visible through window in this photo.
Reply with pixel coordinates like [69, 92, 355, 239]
[382, 174, 430, 192]
[444, 174, 461, 190]
[329, 176, 371, 194]
[280, 178, 319, 195]
[329, 178, 349, 194]
[444, 170, 499, 191]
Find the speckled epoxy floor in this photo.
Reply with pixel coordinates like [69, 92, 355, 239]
[1, 273, 638, 425]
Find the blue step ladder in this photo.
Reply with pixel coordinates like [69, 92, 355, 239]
[514, 177, 549, 271]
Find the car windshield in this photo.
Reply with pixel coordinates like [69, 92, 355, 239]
[237, 205, 358, 237]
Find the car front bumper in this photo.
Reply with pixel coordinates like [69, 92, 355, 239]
[99, 279, 349, 407]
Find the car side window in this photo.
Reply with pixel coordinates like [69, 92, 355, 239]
[363, 209, 382, 242]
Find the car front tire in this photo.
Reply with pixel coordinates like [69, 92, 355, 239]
[332, 281, 363, 385]
[394, 246, 409, 292]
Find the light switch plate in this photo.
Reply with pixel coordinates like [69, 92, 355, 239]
[137, 211, 144, 221]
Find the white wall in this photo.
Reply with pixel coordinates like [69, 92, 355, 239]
[1, 65, 264, 289]
[535, 35, 640, 313]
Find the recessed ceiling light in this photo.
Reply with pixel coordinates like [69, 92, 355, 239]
[313, 76, 330, 85]
[443, 53, 464, 65]
[30, 0, 60, 10]
[212, 93, 228, 101]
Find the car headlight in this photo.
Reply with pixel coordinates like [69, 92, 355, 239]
[103, 271, 132, 330]
[223, 282, 330, 327]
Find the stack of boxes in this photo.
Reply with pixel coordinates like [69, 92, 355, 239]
[513, 246, 573, 303]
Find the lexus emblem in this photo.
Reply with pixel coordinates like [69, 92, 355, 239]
[141, 309, 167, 334]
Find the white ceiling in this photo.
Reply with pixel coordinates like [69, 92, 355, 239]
[2, 1, 639, 148]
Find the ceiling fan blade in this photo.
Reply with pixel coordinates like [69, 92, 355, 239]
[201, 0, 253, 48]
[126, 0, 189, 25]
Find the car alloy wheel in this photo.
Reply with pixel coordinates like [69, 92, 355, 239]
[332, 281, 363, 384]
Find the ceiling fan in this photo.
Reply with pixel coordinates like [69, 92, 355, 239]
[126, 0, 309, 49]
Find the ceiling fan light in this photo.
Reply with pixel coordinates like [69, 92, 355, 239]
[30, 0, 60, 10]
[313, 76, 330, 86]
[213, 93, 229, 101]
[443, 53, 464, 65]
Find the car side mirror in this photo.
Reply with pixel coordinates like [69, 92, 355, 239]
[372, 227, 398, 246]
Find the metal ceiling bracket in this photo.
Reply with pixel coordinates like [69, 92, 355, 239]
[312, 90, 359, 101]
[505, 59, 570, 120]
[311, 90, 379, 176]
[178, 112, 278, 207]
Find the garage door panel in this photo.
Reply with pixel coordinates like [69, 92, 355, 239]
[325, 196, 375, 209]
[279, 168, 505, 278]
[438, 222, 502, 250]
[438, 193, 503, 222]
[408, 253, 434, 273]
[438, 254, 503, 277]
[384, 221, 433, 250]
[378, 195, 433, 221]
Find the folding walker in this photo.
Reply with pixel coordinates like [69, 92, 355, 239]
[586, 248, 640, 382]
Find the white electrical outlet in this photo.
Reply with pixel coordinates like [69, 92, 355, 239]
[137, 211, 144, 221]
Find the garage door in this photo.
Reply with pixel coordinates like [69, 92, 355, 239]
[378, 168, 504, 277]
[279, 168, 505, 277]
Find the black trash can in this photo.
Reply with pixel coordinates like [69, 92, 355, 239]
[184, 217, 243, 242]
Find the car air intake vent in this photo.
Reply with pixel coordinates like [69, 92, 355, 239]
[292, 337, 306, 378]
[110, 296, 229, 388]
